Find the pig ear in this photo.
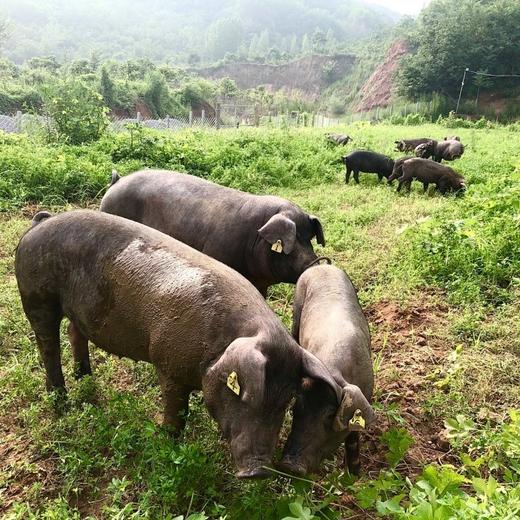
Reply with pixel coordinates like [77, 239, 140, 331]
[300, 349, 342, 404]
[309, 215, 325, 246]
[208, 338, 267, 408]
[333, 383, 375, 432]
[258, 214, 296, 254]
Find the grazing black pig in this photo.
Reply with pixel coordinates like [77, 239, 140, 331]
[343, 151, 394, 184]
[415, 139, 465, 162]
[15, 210, 346, 479]
[394, 138, 431, 152]
[326, 133, 352, 145]
[396, 158, 466, 194]
[388, 156, 414, 183]
[100, 170, 325, 297]
[280, 265, 375, 476]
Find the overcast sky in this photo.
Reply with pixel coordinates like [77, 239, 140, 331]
[368, 0, 431, 15]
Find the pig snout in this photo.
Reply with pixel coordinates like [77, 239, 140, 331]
[229, 430, 277, 480]
[236, 464, 272, 479]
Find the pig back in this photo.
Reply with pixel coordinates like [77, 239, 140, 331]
[294, 265, 372, 392]
[16, 210, 274, 382]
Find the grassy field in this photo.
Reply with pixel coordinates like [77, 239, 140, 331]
[1, 123, 519, 519]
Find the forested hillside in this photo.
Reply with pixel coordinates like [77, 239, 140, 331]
[397, 0, 520, 100]
[0, 0, 399, 64]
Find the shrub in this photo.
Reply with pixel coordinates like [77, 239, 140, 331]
[436, 112, 495, 130]
[41, 79, 109, 144]
[388, 113, 427, 126]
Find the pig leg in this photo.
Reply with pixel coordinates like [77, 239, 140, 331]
[353, 171, 360, 184]
[378, 173, 383, 182]
[67, 321, 92, 379]
[345, 167, 352, 184]
[437, 178, 449, 194]
[157, 370, 190, 433]
[344, 432, 361, 475]
[423, 182, 429, 192]
[26, 305, 65, 392]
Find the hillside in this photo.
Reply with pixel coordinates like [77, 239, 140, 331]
[196, 54, 356, 99]
[0, 0, 400, 64]
[356, 40, 409, 111]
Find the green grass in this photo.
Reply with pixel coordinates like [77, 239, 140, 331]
[0, 123, 519, 519]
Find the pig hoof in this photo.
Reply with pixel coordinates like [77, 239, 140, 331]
[236, 467, 272, 479]
[277, 459, 307, 477]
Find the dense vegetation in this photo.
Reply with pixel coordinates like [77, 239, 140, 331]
[0, 52, 324, 123]
[397, 0, 520, 101]
[1, 122, 519, 518]
[0, 55, 229, 116]
[0, 0, 398, 64]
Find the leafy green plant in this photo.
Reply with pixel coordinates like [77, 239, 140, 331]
[282, 498, 318, 520]
[381, 428, 414, 467]
[42, 79, 108, 144]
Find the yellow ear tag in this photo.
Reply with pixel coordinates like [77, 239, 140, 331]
[271, 240, 283, 253]
[349, 409, 366, 430]
[227, 371, 241, 396]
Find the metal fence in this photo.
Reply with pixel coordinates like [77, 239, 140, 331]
[0, 110, 343, 134]
[109, 112, 219, 132]
[0, 110, 222, 135]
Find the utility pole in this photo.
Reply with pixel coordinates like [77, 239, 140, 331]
[456, 68, 469, 114]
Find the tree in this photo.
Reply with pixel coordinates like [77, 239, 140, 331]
[325, 28, 336, 52]
[206, 18, 245, 60]
[26, 56, 60, 73]
[289, 35, 299, 56]
[0, 58, 18, 80]
[473, 70, 493, 107]
[99, 66, 116, 107]
[124, 59, 156, 81]
[68, 59, 93, 76]
[311, 28, 327, 53]
[301, 34, 312, 55]
[256, 30, 270, 56]
[219, 77, 238, 99]
[144, 71, 174, 118]
[188, 53, 201, 66]
[248, 34, 259, 59]
[0, 15, 9, 51]
[397, 0, 520, 99]
[267, 47, 281, 63]
[177, 78, 217, 108]
[89, 50, 102, 71]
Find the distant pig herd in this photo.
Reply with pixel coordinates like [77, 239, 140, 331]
[16, 169, 375, 480]
[329, 132, 466, 194]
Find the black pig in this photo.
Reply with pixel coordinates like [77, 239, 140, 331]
[343, 151, 394, 184]
[280, 265, 375, 476]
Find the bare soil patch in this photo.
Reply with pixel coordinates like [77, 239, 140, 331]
[361, 295, 458, 477]
[0, 408, 59, 514]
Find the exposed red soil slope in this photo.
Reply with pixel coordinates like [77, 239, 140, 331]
[356, 41, 409, 112]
